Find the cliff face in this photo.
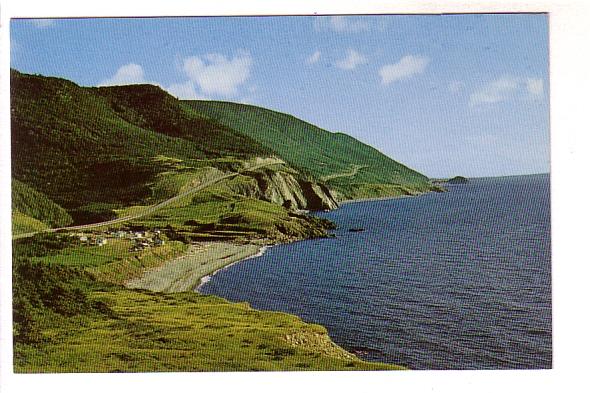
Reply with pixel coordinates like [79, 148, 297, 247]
[228, 168, 339, 211]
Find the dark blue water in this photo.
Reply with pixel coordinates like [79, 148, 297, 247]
[200, 174, 551, 370]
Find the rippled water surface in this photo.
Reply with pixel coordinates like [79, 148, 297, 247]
[200, 174, 551, 369]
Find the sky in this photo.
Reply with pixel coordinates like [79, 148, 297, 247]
[10, 14, 549, 178]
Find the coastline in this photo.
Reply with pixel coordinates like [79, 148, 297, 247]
[195, 244, 270, 292]
[339, 193, 416, 206]
[339, 187, 442, 206]
[125, 242, 265, 293]
[129, 191, 432, 294]
[119, 195, 422, 370]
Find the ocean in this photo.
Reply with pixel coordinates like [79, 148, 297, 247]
[199, 174, 551, 370]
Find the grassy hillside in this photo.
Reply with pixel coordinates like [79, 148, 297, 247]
[12, 70, 437, 226]
[12, 179, 73, 234]
[12, 179, 73, 226]
[10, 71, 423, 372]
[11, 70, 270, 224]
[13, 234, 402, 372]
[186, 100, 436, 199]
[12, 211, 50, 235]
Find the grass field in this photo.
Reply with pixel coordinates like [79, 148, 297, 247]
[12, 211, 49, 235]
[14, 288, 403, 372]
[30, 238, 189, 285]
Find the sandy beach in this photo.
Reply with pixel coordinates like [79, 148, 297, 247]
[339, 194, 416, 206]
[126, 242, 264, 293]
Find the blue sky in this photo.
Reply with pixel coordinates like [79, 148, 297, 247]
[10, 14, 549, 177]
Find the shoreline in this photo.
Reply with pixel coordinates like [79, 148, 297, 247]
[339, 188, 441, 206]
[195, 244, 270, 292]
[121, 194, 428, 368]
[125, 241, 265, 293]
[339, 193, 417, 206]
[129, 192, 432, 294]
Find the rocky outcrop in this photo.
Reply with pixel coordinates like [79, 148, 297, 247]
[230, 168, 339, 211]
[447, 176, 469, 184]
[297, 181, 339, 210]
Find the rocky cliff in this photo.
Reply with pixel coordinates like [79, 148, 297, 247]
[227, 168, 339, 211]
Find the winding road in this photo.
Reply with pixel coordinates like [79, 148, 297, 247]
[320, 164, 368, 182]
[13, 158, 284, 240]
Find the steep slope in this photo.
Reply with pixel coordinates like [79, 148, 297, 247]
[10, 70, 271, 224]
[185, 100, 436, 200]
[12, 179, 73, 227]
[12, 70, 436, 230]
[12, 180, 73, 234]
[93, 84, 267, 157]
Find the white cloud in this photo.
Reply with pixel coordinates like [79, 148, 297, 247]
[30, 19, 54, 28]
[99, 63, 151, 86]
[166, 80, 207, 100]
[314, 16, 370, 33]
[470, 76, 519, 105]
[307, 50, 321, 64]
[470, 76, 545, 106]
[379, 55, 430, 85]
[526, 78, 544, 98]
[335, 49, 367, 70]
[182, 51, 252, 96]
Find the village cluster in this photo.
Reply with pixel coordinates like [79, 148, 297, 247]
[73, 228, 166, 251]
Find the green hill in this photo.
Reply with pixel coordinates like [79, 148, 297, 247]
[10, 70, 428, 372]
[12, 69, 437, 226]
[11, 70, 271, 224]
[12, 179, 73, 234]
[186, 100, 436, 200]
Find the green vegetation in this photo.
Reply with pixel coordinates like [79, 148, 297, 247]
[328, 178, 437, 201]
[27, 236, 189, 285]
[12, 70, 436, 227]
[15, 287, 401, 372]
[12, 235, 112, 345]
[10, 70, 430, 372]
[12, 179, 73, 234]
[13, 234, 401, 372]
[12, 211, 49, 235]
[11, 70, 270, 224]
[186, 100, 436, 200]
[126, 173, 336, 243]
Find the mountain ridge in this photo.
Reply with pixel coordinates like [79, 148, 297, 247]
[185, 99, 436, 200]
[11, 69, 437, 231]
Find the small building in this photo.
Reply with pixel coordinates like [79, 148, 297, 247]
[79, 235, 88, 242]
[96, 238, 107, 246]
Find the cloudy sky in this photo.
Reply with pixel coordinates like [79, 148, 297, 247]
[10, 14, 549, 177]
